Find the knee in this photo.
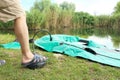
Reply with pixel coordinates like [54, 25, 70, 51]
[15, 13, 26, 21]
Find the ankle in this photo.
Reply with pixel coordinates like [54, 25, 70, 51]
[22, 53, 34, 63]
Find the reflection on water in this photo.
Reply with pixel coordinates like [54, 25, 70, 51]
[88, 35, 120, 49]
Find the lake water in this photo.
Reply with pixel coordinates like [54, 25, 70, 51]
[88, 35, 120, 49]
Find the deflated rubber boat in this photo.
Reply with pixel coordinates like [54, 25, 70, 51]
[0, 41, 20, 49]
[34, 34, 120, 68]
[1, 32, 120, 68]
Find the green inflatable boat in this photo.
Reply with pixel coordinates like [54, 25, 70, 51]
[1, 33, 120, 68]
[0, 41, 20, 49]
[34, 34, 120, 68]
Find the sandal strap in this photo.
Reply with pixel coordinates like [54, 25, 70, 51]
[34, 53, 47, 62]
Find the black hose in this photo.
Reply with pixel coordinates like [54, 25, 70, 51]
[29, 29, 52, 52]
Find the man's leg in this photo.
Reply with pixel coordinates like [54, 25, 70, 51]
[14, 14, 34, 63]
[14, 14, 47, 69]
[0, 0, 47, 69]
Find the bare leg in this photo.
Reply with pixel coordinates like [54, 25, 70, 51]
[14, 14, 34, 63]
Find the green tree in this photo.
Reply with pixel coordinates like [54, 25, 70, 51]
[58, 1, 75, 27]
[113, 1, 120, 15]
[72, 12, 94, 28]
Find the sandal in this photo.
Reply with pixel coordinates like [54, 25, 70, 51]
[21, 53, 47, 69]
[0, 60, 6, 66]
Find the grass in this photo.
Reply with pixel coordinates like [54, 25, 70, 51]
[0, 33, 120, 80]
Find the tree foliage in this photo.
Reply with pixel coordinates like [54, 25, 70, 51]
[0, 0, 120, 34]
[113, 1, 120, 15]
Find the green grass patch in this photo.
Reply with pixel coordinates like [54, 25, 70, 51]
[0, 33, 120, 80]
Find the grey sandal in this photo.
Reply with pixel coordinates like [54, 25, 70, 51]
[21, 53, 47, 69]
[0, 60, 6, 66]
